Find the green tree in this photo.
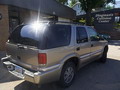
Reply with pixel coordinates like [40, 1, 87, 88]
[69, 0, 78, 7]
[106, 5, 114, 9]
[57, 0, 115, 25]
[56, 0, 77, 6]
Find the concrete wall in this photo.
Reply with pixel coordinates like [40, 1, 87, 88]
[0, 5, 9, 51]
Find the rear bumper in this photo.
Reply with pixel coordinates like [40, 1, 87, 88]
[1, 56, 62, 85]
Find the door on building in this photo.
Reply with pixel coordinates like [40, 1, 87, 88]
[9, 17, 20, 33]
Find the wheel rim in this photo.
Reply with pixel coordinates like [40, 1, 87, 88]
[64, 67, 74, 84]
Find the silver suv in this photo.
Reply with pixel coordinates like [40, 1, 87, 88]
[1, 22, 108, 87]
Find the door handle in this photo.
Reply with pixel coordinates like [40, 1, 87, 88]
[76, 47, 80, 51]
[18, 46, 25, 49]
[91, 44, 94, 47]
[17, 44, 27, 49]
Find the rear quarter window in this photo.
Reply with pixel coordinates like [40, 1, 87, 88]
[45, 25, 71, 49]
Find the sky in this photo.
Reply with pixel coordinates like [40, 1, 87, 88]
[115, 0, 120, 8]
[109, 0, 120, 8]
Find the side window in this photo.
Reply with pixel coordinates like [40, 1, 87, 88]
[87, 27, 99, 41]
[76, 27, 88, 43]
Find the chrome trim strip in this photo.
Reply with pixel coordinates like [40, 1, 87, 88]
[3, 61, 34, 77]
[80, 49, 103, 59]
[90, 49, 103, 55]
[80, 53, 91, 59]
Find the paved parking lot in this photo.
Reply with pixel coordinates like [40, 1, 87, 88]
[0, 41, 120, 90]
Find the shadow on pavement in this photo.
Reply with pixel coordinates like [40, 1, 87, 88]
[0, 65, 21, 84]
[0, 52, 21, 83]
[14, 58, 120, 90]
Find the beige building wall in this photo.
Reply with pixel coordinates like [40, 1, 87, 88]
[0, 5, 9, 51]
[58, 17, 71, 22]
[30, 10, 51, 22]
[20, 9, 31, 24]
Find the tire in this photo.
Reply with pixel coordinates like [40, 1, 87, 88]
[99, 47, 108, 63]
[58, 62, 76, 88]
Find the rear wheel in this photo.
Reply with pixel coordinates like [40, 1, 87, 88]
[58, 62, 76, 88]
[99, 46, 108, 63]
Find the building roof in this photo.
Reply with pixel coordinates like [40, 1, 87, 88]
[72, 2, 80, 8]
[0, 0, 76, 19]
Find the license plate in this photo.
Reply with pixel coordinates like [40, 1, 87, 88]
[15, 66, 23, 74]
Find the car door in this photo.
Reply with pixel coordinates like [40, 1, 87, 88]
[86, 27, 103, 59]
[75, 26, 91, 65]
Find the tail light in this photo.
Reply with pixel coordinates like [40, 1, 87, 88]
[38, 53, 47, 64]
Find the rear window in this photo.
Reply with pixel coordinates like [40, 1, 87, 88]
[9, 24, 71, 49]
[9, 25, 41, 47]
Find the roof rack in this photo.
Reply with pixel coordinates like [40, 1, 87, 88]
[21, 20, 85, 26]
[44, 21, 84, 25]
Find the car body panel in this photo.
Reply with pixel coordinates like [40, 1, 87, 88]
[1, 23, 108, 85]
[6, 42, 39, 67]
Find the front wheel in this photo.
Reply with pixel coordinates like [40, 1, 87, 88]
[99, 46, 108, 63]
[58, 62, 76, 88]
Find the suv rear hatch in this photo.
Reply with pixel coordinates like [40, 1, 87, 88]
[6, 23, 71, 70]
[6, 24, 47, 69]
